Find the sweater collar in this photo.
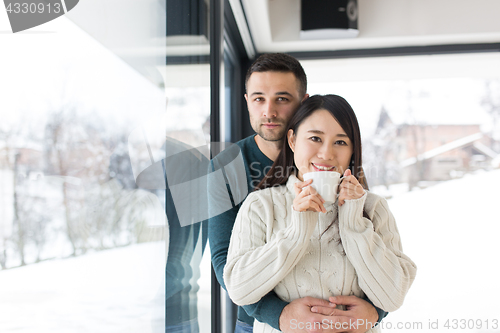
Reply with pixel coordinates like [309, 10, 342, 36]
[285, 174, 301, 197]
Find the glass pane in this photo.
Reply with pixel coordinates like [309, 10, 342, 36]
[163, 1, 212, 332]
[0, 22, 166, 333]
[0, 1, 211, 332]
[223, 50, 235, 142]
[161, 74, 211, 333]
[221, 49, 236, 333]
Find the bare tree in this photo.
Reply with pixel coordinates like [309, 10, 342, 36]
[404, 89, 428, 190]
[0, 123, 49, 267]
[0, 239, 6, 269]
[44, 108, 112, 256]
[0, 127, 28, 267]
[18, 193, 51, 263]
[12, 153, 26, 265]
[364, 106, 400, 189]
[481, 79, 500, 151]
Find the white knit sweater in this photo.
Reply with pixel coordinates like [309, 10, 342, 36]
[224, 175, 417, 333]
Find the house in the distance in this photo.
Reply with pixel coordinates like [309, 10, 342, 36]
[368, 108, 500, 187]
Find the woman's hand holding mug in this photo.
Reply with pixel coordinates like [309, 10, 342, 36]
[338, 169, 365, 206]
[293, 179, 327, 213]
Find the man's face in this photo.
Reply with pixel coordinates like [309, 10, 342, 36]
[245, 71, 304, 142]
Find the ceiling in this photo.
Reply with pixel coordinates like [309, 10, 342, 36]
[235, 0, 500, 55]
[60, 0, 500, 86]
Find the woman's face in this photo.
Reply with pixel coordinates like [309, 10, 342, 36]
[288, 109, 353, 181]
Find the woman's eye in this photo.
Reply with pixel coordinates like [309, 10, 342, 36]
[335, 140, 347, 145]
[310, 136, 321, 142]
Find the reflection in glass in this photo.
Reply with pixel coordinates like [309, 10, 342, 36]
[0, 3, 167, 332]
[159, 84, 211, 333]
[164, 0, 212, 330]
[163, 0, 211, 333]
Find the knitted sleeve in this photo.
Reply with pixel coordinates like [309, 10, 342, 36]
[224, 191, 318, 306]
[338, 193, 417, 312]
[208, 160, 289, 330]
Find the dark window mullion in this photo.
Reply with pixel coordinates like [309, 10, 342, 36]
[210, 0, 224, 332]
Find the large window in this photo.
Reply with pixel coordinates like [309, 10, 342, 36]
[1, 1, 214, 332]
[0, 15, 167, 333]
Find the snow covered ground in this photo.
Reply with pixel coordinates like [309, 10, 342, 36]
[0, 242, 167, 333]
[1, 170, 499, 332]
[383, 169, 500, 332]
[0, 240, 213, 333]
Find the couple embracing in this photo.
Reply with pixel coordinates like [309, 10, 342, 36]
[208, 53, 416, 333]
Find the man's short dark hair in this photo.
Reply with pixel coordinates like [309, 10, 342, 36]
[245, 53, 307, 98]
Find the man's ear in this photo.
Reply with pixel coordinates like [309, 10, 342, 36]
[244, 94, 248, 102]
[287, 129, 296, 153]
[301, 94, 309, 103]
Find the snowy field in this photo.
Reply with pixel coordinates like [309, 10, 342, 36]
[1, 170, 499, 332]
[384, 169, 500, 332]
[0, 242, 168, 333]
[0, 240, 213, 333]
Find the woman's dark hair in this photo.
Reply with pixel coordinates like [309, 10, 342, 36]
[256, 94, 368, 191]
[245, 53, 307, 98]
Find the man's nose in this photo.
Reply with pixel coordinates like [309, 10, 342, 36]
[263, 101, 277, 118]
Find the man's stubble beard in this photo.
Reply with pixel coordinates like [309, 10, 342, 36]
[252, 120, 287, 142]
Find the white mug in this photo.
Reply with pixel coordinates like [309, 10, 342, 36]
[303, 171, 343, 203]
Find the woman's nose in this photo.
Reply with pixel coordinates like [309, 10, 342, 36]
[317, 144, 334, 160]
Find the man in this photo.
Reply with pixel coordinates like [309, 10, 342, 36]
[208, 53, 387, 333]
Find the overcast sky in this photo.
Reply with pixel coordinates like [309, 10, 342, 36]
[0, 10, 166, 135]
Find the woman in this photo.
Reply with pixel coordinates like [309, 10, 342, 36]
[223, 95, 417, 333]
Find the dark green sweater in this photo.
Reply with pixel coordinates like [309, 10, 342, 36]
[163, 138, 209, 327]
[209, 135, 283, 328]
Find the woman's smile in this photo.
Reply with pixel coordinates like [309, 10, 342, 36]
[311, 163, 336, 171]
[287, 109, 353, 181]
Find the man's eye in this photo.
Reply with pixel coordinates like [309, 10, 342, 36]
[255, 97, 263, 102]
[277, 97, 289, 102]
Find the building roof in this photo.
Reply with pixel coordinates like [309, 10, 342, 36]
[401, 132, 484, 167]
